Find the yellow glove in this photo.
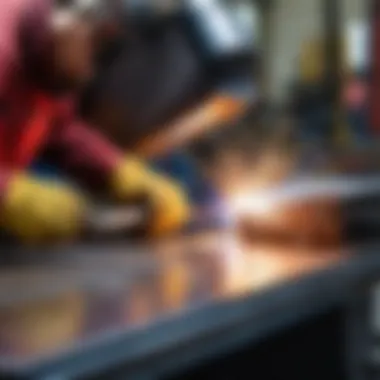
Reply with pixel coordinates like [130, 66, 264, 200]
[1, 174, 86, 244]
[145, 174, 190, 236]
[111, 157, 190, 237]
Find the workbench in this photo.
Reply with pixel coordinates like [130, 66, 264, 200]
[0, 231, 378, 380]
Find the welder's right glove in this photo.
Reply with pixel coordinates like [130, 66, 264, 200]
[110, 157, 191, 237]
[1, 173, 86, 244]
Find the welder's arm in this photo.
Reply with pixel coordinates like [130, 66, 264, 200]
[136, 89, 251, 159]
[45, 120, 190, 236]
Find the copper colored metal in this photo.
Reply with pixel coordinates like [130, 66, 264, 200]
[237, 197, 342, 248]
[234, 175, 380, 248]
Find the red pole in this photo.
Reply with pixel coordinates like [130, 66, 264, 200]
[370, 0, 380, 134]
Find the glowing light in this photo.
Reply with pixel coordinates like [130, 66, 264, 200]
[231, 193, 275, 217]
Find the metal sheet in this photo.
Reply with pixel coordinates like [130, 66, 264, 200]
[0, 231, 346, 376]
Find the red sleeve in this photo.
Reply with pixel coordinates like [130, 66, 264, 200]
[0, 0, 56, 201]
[44, 118, 124, 191]
[0, 0, 51, 197]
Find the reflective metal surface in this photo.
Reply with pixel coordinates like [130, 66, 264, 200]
[0, 231, 345, 370]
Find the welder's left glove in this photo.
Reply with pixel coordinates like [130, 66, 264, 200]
[110, 157, 191, 237]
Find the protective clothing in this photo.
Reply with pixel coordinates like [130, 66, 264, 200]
[111, 158, 190, 236]
[1, 173, 86, 243]
[0, 0, 120, 177]
[0, 0, 189, 242]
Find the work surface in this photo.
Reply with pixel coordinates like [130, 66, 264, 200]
[0, 232, 378, 379]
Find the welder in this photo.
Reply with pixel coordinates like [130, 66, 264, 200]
[0, 0, 190, 244]
[81, 0, 257, 226]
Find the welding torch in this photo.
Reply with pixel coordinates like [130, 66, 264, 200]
[82, 201, 151, 239]
[83, 198, 227, 240]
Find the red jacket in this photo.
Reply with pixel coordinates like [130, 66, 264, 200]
[0, 0, 123, 191]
